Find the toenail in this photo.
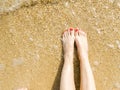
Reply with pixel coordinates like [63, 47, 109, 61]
[70, 28, 73, 31]
[75, 29, 79, 32]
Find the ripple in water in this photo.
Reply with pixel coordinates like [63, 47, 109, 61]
[0, 0, 60, 14]
[0, 0, 24, 14]
[0, 0, 38, 14]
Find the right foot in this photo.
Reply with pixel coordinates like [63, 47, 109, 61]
[62, 28, 75, 57]
[75, 29, 88, 59]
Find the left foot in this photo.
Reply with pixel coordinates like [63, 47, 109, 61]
[62, 28, 75, 57]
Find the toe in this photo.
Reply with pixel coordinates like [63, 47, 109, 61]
[64, 31, 67, 37]
[78, 30, 81, 36]
[63, 30, 67, 37]
[69, 28, 74, 36]
[75, 28, 79, 36]
[64, 30, 70, 37]
[62, 33, 65, 40]
[67, 29, 71, 36]
[69, 27, 74, 31]
[70, 29, 74, 37]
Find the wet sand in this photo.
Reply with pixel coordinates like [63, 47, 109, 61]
[0, 0, 120, 90]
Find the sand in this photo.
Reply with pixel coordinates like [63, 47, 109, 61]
[0, 0, 120, 90]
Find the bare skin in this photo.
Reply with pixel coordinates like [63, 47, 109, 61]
[60, 28, 96, 90]
[75, 29, 96, 90]
[60, 28, 76, 90]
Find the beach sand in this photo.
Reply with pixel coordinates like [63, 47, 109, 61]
[0, 0, 120, 90]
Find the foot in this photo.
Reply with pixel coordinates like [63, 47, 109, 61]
[62, 28, 75, 58]
[75, 29, 88, 59]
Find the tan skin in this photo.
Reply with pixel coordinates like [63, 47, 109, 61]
[60, 28, 96, 90]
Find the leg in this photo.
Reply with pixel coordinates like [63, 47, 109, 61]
[75, 29, 96, 90]
[60, 28, 76, 90]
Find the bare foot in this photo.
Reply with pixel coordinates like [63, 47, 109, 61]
[75, 29, 88, 59]
[62, 28, 75, 58]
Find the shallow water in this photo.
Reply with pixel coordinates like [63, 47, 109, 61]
[0, 0, 120, 90]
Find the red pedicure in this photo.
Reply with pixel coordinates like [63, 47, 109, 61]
[75, 28, 79, 32]
[70, 28, 73, 31]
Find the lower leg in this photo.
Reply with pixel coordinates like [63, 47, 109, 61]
[80, 54, 96, 90]
[60, 56, 75, 90]
[60, 28, 76, 90]
[75, 29, 96, 90]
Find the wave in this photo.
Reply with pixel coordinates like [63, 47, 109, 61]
[0, 0, 59, 15]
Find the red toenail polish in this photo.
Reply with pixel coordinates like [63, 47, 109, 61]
[75, 29, 78, 32]
[70, 28, 73, 31]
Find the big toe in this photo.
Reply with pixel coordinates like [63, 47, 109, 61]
[69, 28, 74, 36]
[75, 28, 79, 36]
